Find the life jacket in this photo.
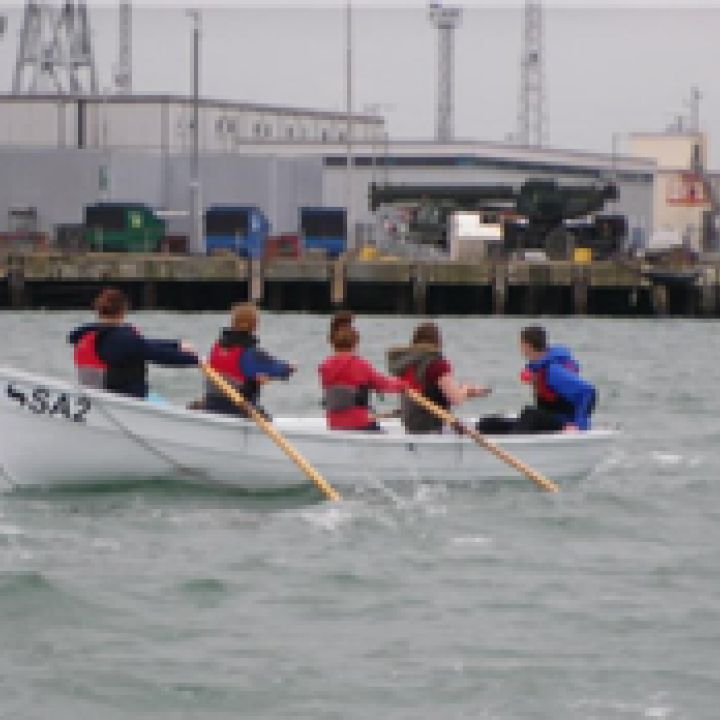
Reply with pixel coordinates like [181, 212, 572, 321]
[204, 331, 259, 414]
[73, 329, 108, 389]
[321, 355, 370, 413]
[73, 326, 146, 395]
[388, 345, 448, 434]
[526, 360, 578, 417]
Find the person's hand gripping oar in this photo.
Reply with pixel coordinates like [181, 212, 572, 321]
[404, 388, 559, 493]
[200, 362, 341, 502]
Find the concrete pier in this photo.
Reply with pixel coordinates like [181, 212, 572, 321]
[1, 252, 719, 317]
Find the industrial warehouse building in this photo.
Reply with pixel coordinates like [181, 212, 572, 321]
[0, 92, 713, 253]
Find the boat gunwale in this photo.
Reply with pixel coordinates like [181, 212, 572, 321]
[0, 366, 619, 449]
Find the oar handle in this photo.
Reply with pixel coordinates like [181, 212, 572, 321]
[405, 388, 559, 493]
[201, 363, 341, 501]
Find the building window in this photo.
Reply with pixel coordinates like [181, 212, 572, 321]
[264, 124, 272, 138]
[253, 122, 262, 137]
[287, 126, 294, 139]
[321, 129, 328, 142]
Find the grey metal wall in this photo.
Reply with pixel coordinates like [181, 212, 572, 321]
[0, 148, 323, 238]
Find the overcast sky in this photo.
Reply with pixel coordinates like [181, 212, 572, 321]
[0, 2, 718, 163]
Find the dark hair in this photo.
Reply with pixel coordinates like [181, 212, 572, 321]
[329, 310, 354, 342]
[412, 322, 441, 348]
[520, 325, 547, 352]
[94, 287, 128, 319]
[332, 325, 359, 352]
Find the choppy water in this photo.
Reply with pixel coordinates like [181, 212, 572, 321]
[1, 312, 719, 719]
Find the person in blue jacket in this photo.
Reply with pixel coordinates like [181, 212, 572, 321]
[477, 325, 596, 434]
[68, 287, 198, 399]
[203, 302, 295, 418]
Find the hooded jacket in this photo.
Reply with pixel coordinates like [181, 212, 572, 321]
[524, 345, 596, 431]
[68, 323, 197, 399]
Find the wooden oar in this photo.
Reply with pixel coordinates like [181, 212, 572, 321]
[200, 362, 341, 502]
[405, 388, 559, 493]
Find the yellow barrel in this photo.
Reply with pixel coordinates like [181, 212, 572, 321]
[573, 247, 592, 264]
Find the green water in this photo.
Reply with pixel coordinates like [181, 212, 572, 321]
[1, 313, 719, 719]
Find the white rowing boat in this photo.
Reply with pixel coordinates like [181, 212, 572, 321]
[0, 366, 617, 492]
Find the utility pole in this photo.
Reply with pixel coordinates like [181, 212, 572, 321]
[517, 0, 546, 147]
[345, 2, 354, 251]
[688, 85, 701, 133]
[115, 1, 132, 93]
[187, 9, 202, 254]
[428, 3, 462, 143]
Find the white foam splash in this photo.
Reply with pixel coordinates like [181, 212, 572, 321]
[298, 505, 356, 532]
[451, 535, 493, 547]
[651, 452, 683, 466]
[644, 707, 673, 719]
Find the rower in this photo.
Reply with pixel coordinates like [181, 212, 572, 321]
[68, 287, 198, 399]
[328, 310, 354, 345]
[203, 303, 294, 418]
[388, 321, 490, 434]
[319, 325, 407, 431]
[477, 325, 597, 434]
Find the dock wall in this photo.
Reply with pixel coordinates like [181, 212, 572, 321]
[1, 253, 717, 317]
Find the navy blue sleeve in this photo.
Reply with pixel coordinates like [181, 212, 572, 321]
[141, 338, 198, 366]
[546, 364, 596, 430]
[240, 348, 292, 381]
[100, 328, 197, 367]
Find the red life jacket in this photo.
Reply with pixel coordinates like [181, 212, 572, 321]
[73, 330, 108, 370]
[208, 341, 246, 383]
[320, 355, 372, 430]
[527, 361, 578, 415]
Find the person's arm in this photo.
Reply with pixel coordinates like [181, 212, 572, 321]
[240, 347, 294, 381]
[363, 360, 407, 394]
[142, 338, 197, 366]
[436, 373, 491, 406]
[546, 365, 596, 430]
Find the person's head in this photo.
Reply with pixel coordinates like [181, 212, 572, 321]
[412, 322, 442, 350]
[230, 303, 258, 333]
[329, 310, 354, 344]
[93, 287, 128, 322]
[520, 325, 547, 360]
[331, 324, 359, 353]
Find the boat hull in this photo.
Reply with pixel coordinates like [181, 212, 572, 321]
[0, 367, 617, 492]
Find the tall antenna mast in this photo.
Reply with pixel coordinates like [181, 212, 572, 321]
[13, 1, 98, 94]
[428, 2, 462, 143]
[115, 1, 132, 93]
[517, 0, 546, 147]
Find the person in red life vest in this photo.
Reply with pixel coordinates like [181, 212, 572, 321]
[203, 303, 295, 418]
[68, 287, 198, 399]
[477, 325, 597, 434]
[319, 325, 407, 431]
[388, 322, 491, 433]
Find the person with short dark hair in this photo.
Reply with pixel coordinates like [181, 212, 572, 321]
[68, 287, 198, 399]
[388, 321, 490, 434]
[477, 325, 597, 434]
[319, 325, 406, 431]
[203, 302, 294, 418]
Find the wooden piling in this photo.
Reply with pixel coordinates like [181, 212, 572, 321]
[492, 264, 507, 315]
[651, 283, 669, 317]
[249, 258, 263, 304]
[572, 265, 589, 316]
